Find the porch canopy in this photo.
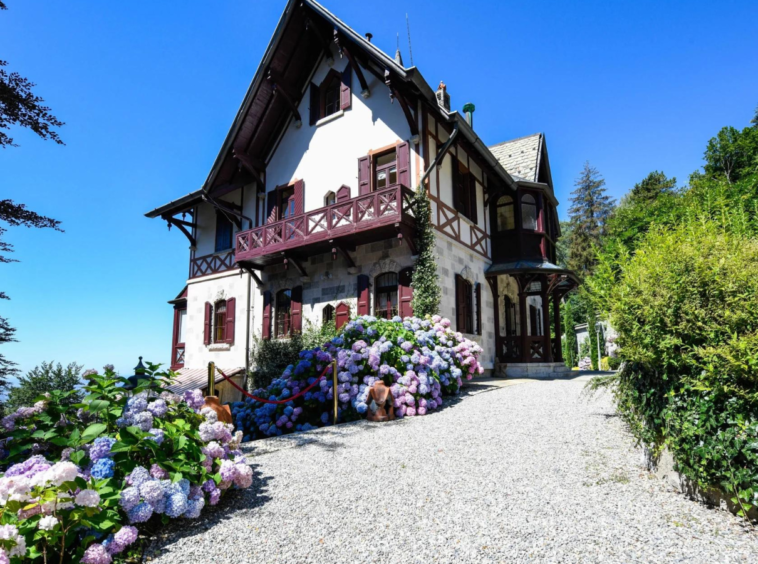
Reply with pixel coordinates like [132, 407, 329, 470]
[486, 260, 578, 364]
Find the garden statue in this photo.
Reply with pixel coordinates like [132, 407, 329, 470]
[201, 395, 233, 424]
[366, 379, 395, 422]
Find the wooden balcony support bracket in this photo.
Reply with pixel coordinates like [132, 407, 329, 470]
[334, 30, 370, 98]
[163, 215, 197, 248]
[395, 223, 417, 255]
[203, 195, 242, 230]
[282, 254, 308, 278]
[331, 243, 356, 270]
[238, 263, 263, 289]
[384, 69, 418, 138]
[304, 16, 334, 66]
[266, 70, 302, 128]
[232, 147, 264, 187]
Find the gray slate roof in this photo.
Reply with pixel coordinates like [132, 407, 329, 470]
[488, 133, 543, 183]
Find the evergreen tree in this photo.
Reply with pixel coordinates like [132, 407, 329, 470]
[703, 125, 758, 183]
[6, 361, 83, 411]
[567, 162, 615, 277]
[556, 220, 572, 269]
[411, 184, 441, 317]
[752, 104, 758, 128]
[628, 171, 677, 203]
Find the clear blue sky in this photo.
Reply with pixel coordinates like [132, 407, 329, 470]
[1, 0, 757, 379]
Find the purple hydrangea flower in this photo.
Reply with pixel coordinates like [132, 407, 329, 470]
[147, 399, 168, 417]
[119, 487, 140, 511]
[165, 493, 188, 518]
[89, 437, 116, 462]
[127, 501, 153, 524]
[81, 543, 111, 564]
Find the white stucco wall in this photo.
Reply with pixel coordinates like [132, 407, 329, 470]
[265, 47, 417, 214]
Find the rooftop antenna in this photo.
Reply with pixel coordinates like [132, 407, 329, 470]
[406, 13, 414, 66]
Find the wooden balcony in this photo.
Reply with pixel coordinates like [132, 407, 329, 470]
[235, 185, 416, 268]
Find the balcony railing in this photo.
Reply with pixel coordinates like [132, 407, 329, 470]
[189, 249, 236, 279]
[235, 184, 415, 264]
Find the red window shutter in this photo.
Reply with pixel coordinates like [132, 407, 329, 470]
[475, 283, 482, 335]
[358, 156, 371, 195]
[225, 297, 236, 344]
[309, 82, 319, 125]
[262, 291, 272, 340]
[340, 63, 352, 110]
[336, 185, 351, 202]
[399, 267, 414, 319]
[455, 275, 466, 333]
[396, 141, 410, 188]
[357, 274, 370, 315]
[294, 180, 304, 215]
[451, 154, 460, 208]
[266, 190, 277, 224]
[203, 302, 212, 345]
[469, 175, 478, 225]
[291, 286, 303, 334]
[335, 302, 350, 330]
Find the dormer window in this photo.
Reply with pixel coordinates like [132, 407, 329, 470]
[325, 191, 337, 206]
[496, 195, 515, 231]
[522, 194, 538, 230]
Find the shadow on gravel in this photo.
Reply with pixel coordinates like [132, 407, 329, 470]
[141, 463, 272, 560]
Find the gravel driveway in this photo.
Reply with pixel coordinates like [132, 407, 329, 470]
[145, 376, 758, 563]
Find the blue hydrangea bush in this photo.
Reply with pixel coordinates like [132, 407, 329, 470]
[0, 367, 252, 563]
[233, 315, 483, 440]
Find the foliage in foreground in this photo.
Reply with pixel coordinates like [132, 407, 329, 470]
[233, 315, 483, 440]
[598, 221, 758, 517]
[0, 366, 252, 563]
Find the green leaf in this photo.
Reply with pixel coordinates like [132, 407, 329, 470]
[88, 399, 111, 413]
[80, 423, 108, 444]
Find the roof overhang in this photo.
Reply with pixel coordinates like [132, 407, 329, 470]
[486, 260, 579, 290]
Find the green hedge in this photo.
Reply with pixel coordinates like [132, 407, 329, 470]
[605, 222, 758, 516]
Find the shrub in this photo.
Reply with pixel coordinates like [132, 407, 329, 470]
[606, 222, 758, 516]
[6, 361, 84, 412]
[232, 315, 483, 441]
[606, 356, 622, 371]
[0, 366, 252, 562]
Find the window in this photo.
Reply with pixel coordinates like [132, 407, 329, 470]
[322, 304, 335, 326]
[279, 186, 296, 219]
[275, 289, 292, 338]
[374, 272, 398, 320]
[171, 307, 186, 370]
[374, 151, 397, 191]
[522, 194, 538, 230]
[325, 191, 336, 206]
[455, 275, 474, 334]
[453, 156, 477, 223]
[496, 195, 515, 231]
[177, 309, 186, 345]
[214, 300, 227, 343]
[322, 73, 341, 118]
[215, 212, 233, 252]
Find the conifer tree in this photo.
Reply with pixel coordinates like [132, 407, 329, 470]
[411, 184, 441, 317]
[567, 163, 614, 277]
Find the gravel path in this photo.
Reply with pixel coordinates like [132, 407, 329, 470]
[145, 377, 758, 563]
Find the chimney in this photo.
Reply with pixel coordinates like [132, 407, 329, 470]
[436, 81, 450, 112]
[463, 103, 476, 128]
[365, 32, 373, 42]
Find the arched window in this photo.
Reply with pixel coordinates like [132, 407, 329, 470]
[521, 194, 538, 230]
[214, 300, 227, 343]
[275, 290, 292, 338]
[374, 272, 398, 319]
[496, 195, 515, 231]
[322, 304, 335, 326]
[325, 191, 336, 206]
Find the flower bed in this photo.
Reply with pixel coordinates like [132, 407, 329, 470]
[0, 368, 252, 563]
[232, 315, 483, 440]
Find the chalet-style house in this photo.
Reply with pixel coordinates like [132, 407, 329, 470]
[146, 0, 578, 398]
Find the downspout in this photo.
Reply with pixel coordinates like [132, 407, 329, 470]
[243, 271, 252, 391]
[419, 120, 459, 188]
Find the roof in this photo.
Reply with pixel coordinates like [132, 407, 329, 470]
[146, 0, 525, 219]
[486, 260, 579, 290]
[489, 133, 543, 183]
[168, 366, 245, 395]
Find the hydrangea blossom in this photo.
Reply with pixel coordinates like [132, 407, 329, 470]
[91, 458, 115, 480]
[81, 542, 111, 564]
[75, 489, 101, 507]
[89, 437, 116, 462]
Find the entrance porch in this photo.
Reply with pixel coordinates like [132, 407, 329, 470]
[485, 261, 578, 373]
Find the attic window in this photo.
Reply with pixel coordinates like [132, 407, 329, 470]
[309, 66, 351, 125]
